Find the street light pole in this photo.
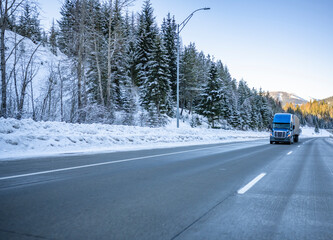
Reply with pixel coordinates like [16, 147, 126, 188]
[176, 7, 210, 128]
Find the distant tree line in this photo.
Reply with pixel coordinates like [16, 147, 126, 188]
[284, 101, 333, 129]
[1, 0, 285, 130]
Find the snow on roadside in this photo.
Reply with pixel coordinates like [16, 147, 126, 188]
[0, 118, 331, 160]
[300, 126, 332, 138]
[0, 118, 267, 160]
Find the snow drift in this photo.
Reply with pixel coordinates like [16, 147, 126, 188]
[0, 118, 332, 160]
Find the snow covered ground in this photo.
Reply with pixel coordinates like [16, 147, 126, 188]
[5, 30, 66, 102]
[0, 118, 332, 160]
[300, 126, 332, 138]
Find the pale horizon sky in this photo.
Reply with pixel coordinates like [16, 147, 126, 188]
[38, 0, 333, 100]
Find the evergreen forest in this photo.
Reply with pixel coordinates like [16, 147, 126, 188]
[1, 0, 332, 130]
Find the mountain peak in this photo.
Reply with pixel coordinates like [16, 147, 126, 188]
[268, 91, 308, 106]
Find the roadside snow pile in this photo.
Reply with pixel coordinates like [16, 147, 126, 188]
[300, 126, 332, 138]
[1, 118, 331, 160]
[0, 118, 268, 159]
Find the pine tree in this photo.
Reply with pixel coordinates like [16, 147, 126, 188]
[57, 0, 76, 57]
[249, 88, 260, 130]
[259, 89, 272, 129]
[135, 0, 174, 126]
[239, 98, 252, 130]
[86, 0, 111, 108]
[121, 81, 137, 125]
[229, 92, 241, 128]
[141, 35, 172, 125]
[135, 0, 158, 88]
[41, 30, 48, 46]
[17, 3, 42, 43]
[147, 102, 159, 127]
[121, 11, 138, 125]
[180, 43, 200, 114]
[219, 65, 232, 121]
[195, 51, 211, 111]
[110, 0, 128, 110]
[196, 63, 223, 128]
[237, 80, 251, 106]
[49, 19, 58, 55]
[124, 12, 137, 86]
[161, 13, 177, 101]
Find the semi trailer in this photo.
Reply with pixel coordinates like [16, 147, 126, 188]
[270, 113, 301, 144]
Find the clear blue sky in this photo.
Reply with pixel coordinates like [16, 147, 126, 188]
[38, 0, 333, 100]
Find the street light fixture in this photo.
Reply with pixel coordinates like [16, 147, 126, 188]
[176, 7, 210, 128]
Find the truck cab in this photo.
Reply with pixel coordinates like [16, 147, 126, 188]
[270, 113, 301, 144]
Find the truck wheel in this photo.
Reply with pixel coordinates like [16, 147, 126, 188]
[270, 141, 273, 144]
[294, 135, 298, 143]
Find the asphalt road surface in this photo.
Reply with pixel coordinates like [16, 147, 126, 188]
[1, 137, 333, 239]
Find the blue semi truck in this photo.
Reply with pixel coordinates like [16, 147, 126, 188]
[270, 113, 301, 144]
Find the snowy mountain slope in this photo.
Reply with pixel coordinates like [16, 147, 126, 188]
[269, 91, 308, 106]
[0, 118, 331, 160]
[269, 91, 332, 107]
[4, 30, 68, 117]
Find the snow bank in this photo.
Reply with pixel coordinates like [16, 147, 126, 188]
[1, 118, 331, 160]
[300, 126, 332, 138]
[0, 118, 268, 160]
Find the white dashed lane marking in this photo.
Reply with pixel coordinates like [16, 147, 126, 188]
[237, 173, 266, 194]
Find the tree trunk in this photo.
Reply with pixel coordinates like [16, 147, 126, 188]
[17, 43, 41, 119]
[13, 33, 19, 114]
[0, 9, 7, 117]
[106, 0, 114, 109]
[17, 79, 28, 119]
[94, 37, 104, 106]
[30, 75, 36, 120]
[57, 63, 63, 121]
[1, 0, 24, 117]
[76, 0, 87, 122]
[77, 48, 82, 111]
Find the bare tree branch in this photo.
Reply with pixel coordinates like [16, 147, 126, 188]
[5, 35, 25, 63]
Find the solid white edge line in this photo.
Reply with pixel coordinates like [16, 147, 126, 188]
[287, 151, 293, 155]
[237, 173, 266, 194]
[0, 144, 233, 181]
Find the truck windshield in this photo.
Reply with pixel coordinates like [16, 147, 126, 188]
[273, 123, 291, 129]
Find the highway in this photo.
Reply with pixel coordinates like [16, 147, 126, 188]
[1, 137, 333, 239]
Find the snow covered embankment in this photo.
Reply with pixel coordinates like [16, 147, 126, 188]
[300, 126, 332, 138]
[1, 118, 331, 160]
[0, 118, 270, 160]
